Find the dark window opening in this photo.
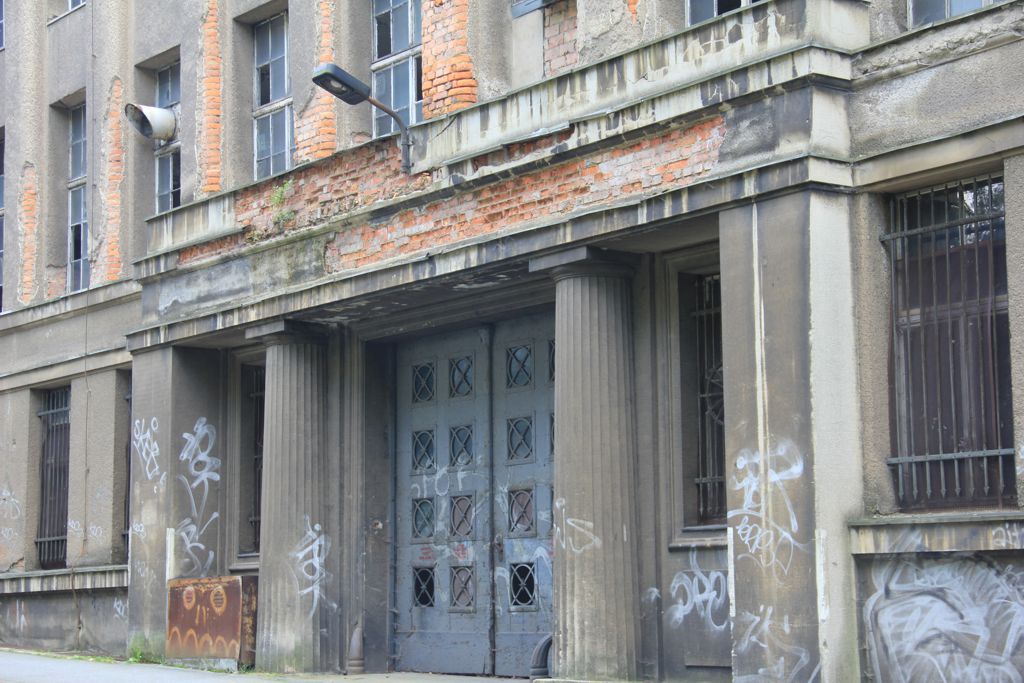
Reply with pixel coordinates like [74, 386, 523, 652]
[694, 274, 725, 523]
[240, 364, 265, 553]
[37, 387, 71, 569]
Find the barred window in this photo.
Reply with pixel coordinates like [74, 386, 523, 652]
[37, 387, 71, 569]
[884, 175, 1015, 510]
[240, 364, 265, 553]
[693, 274, 725, 522]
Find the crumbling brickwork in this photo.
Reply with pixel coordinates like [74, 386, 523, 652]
[544, 0, 579, 77]
[17, 165, 39, 306]
[96, 77, 126, 283]
[421, 0, 478, 118]
[197, 0, 224, 196]
[294, 0, 339, 164]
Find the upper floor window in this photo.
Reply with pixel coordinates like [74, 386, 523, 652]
[69, 0, 84, 9]
[884, 175, 1014, 510]
[156, 62, 181, 108]
[253, 13, 291, 180]
[68, 104, 89, 292]
[372, 0, 422, 136]
[689, 0, 764, 25]
[910, 0, 1002, 27]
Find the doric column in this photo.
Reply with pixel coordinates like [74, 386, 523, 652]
[550, 260, 641, 681]
[250, 323, 329, 673]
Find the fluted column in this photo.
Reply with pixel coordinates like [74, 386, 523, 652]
[552, 262, 641, 681]
[255, 331, 328, 673]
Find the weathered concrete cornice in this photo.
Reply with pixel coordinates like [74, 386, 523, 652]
[0, 564, 128, 595]
[0, 279, 140, 334]
[852, 1, 1024, 83]
[850, 511, 1024, 554]
[125, 155, 853, 352]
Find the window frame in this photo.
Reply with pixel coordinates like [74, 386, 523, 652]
[155, 147, 181, 214]
[371, 0, 423, 137]
[688, 0, 765, 26]
[909, 0, 1002, 28]
[36, 386, 71, 570]
[883, 173, 1015, 511]
[227, 349, 267, 568]
[67, 104, 89, 293]
[252, 13, 292, 180]
[156, 61, 181, 109]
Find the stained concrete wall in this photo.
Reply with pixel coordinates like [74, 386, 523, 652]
[0, 587, 128, 655]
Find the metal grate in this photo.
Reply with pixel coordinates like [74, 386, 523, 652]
[510, 563, 536, 607]
[412, 430, 436, 472]
[449, 356, 473, 397]
[413, 363, 435, 402]
[507, 417, 534, 461]
[694, 274, 725, 523]
[450, 495, 474, 537]
[506, 345, 533, 387]
[121, 389, 132, 552]
[883, 175, 1015, 510]
[414, 567, 435, 607]
[449, 425, 474, 467]
[450, 566, 475, 609]
[246, 366, 266, 551]
[508, 489, 535, 535]
[412, 498, 434, 539]
[37, 387, 71, 569]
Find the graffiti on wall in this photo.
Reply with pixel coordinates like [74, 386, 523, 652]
[552, 497, 602, 555]
[292, 515, 335, 618]
[666, 549, 729, 631]
[0, 486, 22, 550]
[734, 605, 819, 683]
[177, 417, 220, 578]
[132, 417, 164, 491]
[863, 542, 1024, 681]
[728, 439, 808, 578]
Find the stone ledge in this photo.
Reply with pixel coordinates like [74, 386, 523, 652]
[849, 511, 1024, 555]
[0, 564, 128, 595]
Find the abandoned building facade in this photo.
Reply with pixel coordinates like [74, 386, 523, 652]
[1, 0, 1024, 680]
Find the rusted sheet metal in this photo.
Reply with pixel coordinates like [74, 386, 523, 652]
[166, 575, 257, 666]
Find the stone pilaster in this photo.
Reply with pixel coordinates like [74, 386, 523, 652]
[551, 261, 641, 681]
[254, 327, 330, 673]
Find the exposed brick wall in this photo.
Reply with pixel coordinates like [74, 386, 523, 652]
[628, 0, 639, 22]
[421, 0, 478, 119]
[294, 0, 339, 164]
[180, 117, 725, 273]
[544, 0, 578, 78]
[197, 0, 224, 196]
[17, 165, 39, 305]
[95, 77, 126, 283]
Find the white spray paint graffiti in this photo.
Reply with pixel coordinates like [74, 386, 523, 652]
[735, 605, 819, 683]
[67, 519, 84, 539]
[991, 522, 1024, 550]
[132, 417, 162, 482]
[13, 599, 27, 633]
[88, 524, 103, 540]
[552, 498, 602, 554]
[291, 515, 336, 618]
[0, 487, 22, 520]
[113, 596, 128, 622]
[666, 549, 729, 631]
[727, 439, 808, 578]
[863, 540, 1024, 682]
[176, 417, 220, 578]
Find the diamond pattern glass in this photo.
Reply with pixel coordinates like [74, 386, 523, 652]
[450, 425, 474, 467]
[450, 566, 475, 609]
[510, 563, 536, 607]
[450, 495, 474, 537]
[508, 489, 535, 534]
[449, 356, 473, 397]
[414, 567, 435, 607]
[506, 345, 533, 387]
[412, 498, 434, 538]
[507, 417, 534, 461]
[412, 430, 436, 472]
[413, 362, 435, 402]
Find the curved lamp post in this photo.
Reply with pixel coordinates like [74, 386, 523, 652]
[312, 62, 413, 174]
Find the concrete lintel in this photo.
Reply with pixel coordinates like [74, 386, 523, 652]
[0, 564, 129, 594]
[244, 318, 330, 342]
[850, 512, 1024, 555]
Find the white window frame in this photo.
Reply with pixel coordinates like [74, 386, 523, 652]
[154, 61, 182, 213]
[155, 147, 181, 214]
[68, 104, 88, 293]
[371, 0, 423, 137]
[252, 13, 292, 180]
[156, 61, 181, 109]
[688, 0, 765, 25]
[908, 0, 1002, 28]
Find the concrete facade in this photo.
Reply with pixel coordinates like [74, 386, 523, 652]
[1, 0, 1023, 680]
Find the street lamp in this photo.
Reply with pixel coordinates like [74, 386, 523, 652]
[312, 62, 413, 174]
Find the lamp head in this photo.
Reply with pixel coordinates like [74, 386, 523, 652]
[312, 63, 371, 105]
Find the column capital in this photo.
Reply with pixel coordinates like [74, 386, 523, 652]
[245, 319, 330, 346]
[529, 246, 636, 281]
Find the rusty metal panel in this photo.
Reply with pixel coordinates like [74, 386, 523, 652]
[166, 575, 257, 666]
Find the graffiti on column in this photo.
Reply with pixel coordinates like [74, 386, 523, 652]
[132, 417, 166, 493]
[176, 417, 220, 578]
[552, 497, 602, 554]
[0, 486, 22, 549]
[727, 439, 809, 578]
[863, 532, 1024, 681]
[113, 596, 129, 622]
[666, 549, 729, 631]
[291, 515, 336, 618]
[734, 605, 819, 683]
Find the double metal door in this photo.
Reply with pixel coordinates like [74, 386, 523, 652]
[394, 314, 554, 675]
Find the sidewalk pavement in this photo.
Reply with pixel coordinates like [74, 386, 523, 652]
[0, 649, 521, 683]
